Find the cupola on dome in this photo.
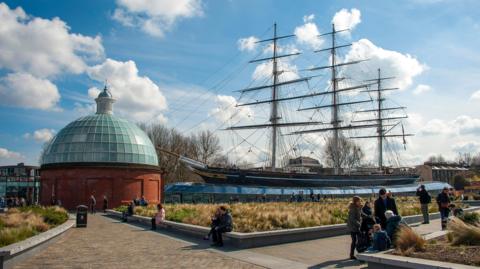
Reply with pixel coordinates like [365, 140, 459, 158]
[41, 87, 158, 166]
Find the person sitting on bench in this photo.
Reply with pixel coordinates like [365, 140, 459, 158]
[151, 203, 165, 230]
[210, 206, 233, 247]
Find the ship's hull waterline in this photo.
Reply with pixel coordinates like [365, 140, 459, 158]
[191, 167, 418, 188]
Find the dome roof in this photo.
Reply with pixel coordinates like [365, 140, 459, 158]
[41, 114, 158, 166]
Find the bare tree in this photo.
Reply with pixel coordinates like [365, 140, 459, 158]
[427, 155, 446, 163]
[324, 136, 364, 169]
[139, 123, 227, 184]
[195, 130, 221, 164]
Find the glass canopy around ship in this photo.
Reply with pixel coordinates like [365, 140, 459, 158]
[41, 87, 158, 167]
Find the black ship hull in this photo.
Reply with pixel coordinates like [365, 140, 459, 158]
[190, 166, 418, 188]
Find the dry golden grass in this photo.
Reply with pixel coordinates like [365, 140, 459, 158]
[0, 206, 68, 247]
[395, 225, 426, 254]
[127, 197, 453, 232]
[448, 217, 480, 246]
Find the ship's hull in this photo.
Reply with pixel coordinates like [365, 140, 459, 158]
[191, 167, 418, 188]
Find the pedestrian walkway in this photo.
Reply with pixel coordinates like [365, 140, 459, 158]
[13, 215, 262, 269]
[13, 213, 455, 269]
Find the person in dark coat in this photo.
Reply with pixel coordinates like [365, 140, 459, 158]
[211, 206, 233, 247]
[362, 201, 373, 218]
[374, 188, 398, 229]
[347, 196, 362, 259]
[103, 195, 108, 213]
[385, 210, 406, 242]
[204, 208, 221, 241]
[436, 187, 451, 230]
[416, 185, 431, 224]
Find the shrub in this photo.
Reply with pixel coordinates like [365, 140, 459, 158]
[395, 226, 426, 254]
[448, 217, 480, 246]
[461, 212, 480, 226]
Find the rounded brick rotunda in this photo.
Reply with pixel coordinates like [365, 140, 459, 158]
[40, 86, 162, 209]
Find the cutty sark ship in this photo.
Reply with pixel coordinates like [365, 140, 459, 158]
[165, 23, 419, 188]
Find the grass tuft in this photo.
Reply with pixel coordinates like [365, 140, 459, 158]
[395, 225, 426, 254]
[448, 217, 480, 246]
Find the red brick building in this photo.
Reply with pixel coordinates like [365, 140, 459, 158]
[40, 87, 162, 209]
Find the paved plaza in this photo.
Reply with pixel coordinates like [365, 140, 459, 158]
[12, 213, 453, 269]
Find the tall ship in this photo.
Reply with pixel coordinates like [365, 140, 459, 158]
[172, 23, 418, 188]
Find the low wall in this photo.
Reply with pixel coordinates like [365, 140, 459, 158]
[106, 206, 479, 248]
[0, 215, 75, 269]
[358, 231, 478, 269]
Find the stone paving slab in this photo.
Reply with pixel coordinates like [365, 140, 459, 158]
[12, 214, 263, 269]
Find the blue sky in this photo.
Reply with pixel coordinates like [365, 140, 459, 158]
[0, 0, 479, 166]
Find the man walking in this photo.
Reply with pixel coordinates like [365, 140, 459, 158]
[416, 185, 431, 224]
[436, 187, 451, 230]
[374, 188, 398, 229]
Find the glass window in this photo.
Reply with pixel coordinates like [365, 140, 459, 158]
[101, 134, 109, 142]
[125, 143, 132, 153]
[117, 143, 125, 153]
[94, 134, 101, 142]
[101, 143, 109, 152]
[110, 153, 117, 162]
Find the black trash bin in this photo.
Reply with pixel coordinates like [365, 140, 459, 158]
[76, 205, 88, 227]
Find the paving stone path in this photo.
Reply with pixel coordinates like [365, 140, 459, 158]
[13, 214, 262, 269]
[13, 210, 467, 269]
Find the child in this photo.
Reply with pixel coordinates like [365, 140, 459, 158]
[367, 224, 391, 252]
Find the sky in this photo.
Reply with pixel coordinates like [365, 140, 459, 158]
[0, 0, 479, 167]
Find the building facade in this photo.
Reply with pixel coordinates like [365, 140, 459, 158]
[416, 162, 469, 184]
[40, 87, 162, 209]
[0, 163, 40, 204]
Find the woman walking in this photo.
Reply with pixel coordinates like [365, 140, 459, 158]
[347, 196, 363, 259]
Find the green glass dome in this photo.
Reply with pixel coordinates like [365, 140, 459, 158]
[41, 88, 158, 166]
[41, 114, 158, 166]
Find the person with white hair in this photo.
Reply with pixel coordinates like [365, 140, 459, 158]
[385, 210, 407, 242]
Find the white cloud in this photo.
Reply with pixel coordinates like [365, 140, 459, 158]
[209, 95, 253, 123]
[24, 128, 56, 143]
[332, 8, 361, 33]
[0, 3, 104, 78]
[294, 19, 323, 49]
[303, 14, 315, 23]
[413, 84, 432, 95]
[420, 115, 480, 136]
[470, 90, 480, 100]
[343, 39, 426, 90]
[87, 58, 167, 122]
[252, 59, 299, 81]
[452, 141, 480, 153]
[0, 147, 24, 163]
[237, 36, 259, 51]
[113, 0, 203, 37]
[453, 115, 480, 135]
[0, 73, 60, 110]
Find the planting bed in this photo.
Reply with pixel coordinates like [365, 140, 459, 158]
[115, 197, 465, 232]
[395, 236, 480, 267]
[0, 206, 69, 247]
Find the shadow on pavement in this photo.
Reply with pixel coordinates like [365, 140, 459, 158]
[103, 214, 238, 253]
[308, 258, 364, 268]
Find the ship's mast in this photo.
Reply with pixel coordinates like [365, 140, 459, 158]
[350, 68, 414, 170]
[270, 23, 279, 170]
[226, 24, 323, 170]
[376, 69, 383, 169]
[331, 24, 340, 174]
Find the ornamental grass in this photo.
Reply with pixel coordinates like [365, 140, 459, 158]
[118, 197, 452, 232]
[448, 217, 480, 246]
[0, 206, 68, 247]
